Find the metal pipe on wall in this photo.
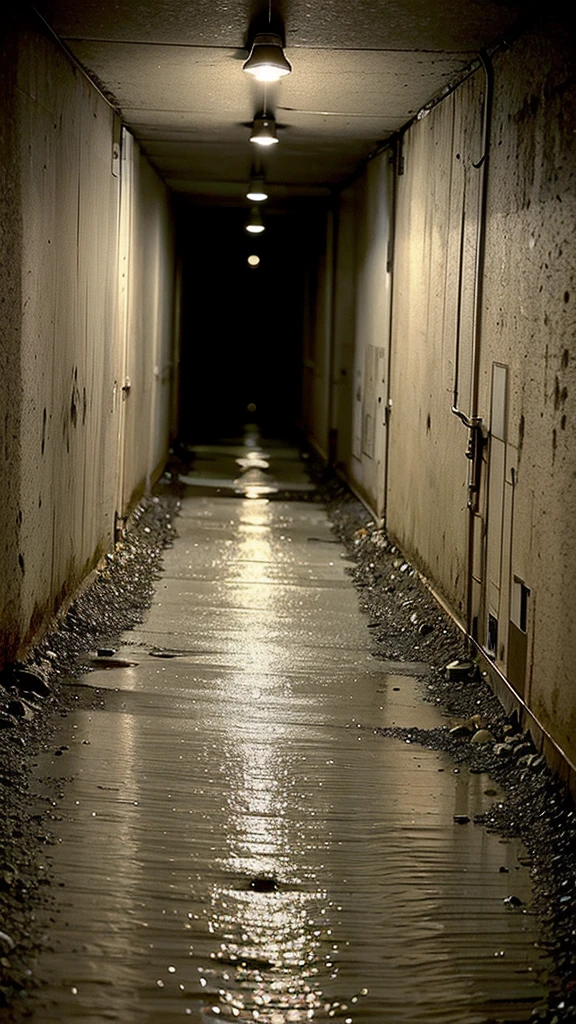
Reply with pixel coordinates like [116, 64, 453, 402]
[451, 51, 494, 644]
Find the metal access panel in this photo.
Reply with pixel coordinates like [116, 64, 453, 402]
[362, 345, 386, 459]
[508, 577, 530, 696]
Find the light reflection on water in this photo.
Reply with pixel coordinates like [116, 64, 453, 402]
[23, 450, 549, 1023]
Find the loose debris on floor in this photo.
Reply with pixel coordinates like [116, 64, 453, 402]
[307, 452, 576, 1024]
[1, 452, 576, 1023]
[0, 494, 178, 1012]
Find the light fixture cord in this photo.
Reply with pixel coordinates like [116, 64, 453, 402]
[268, 0, 272, 24]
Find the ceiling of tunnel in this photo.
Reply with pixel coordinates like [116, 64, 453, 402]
[35, 0, 534, 205]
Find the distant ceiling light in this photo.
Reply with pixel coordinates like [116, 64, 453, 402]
[242, 33, 292, 82]
[246, 175, 268, 202]
[247, 254, 261, 266]
[245, 206, 265, 234]
[250, 116, 278, 147]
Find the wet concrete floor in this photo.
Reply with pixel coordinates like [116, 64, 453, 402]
[25, 435, 547, 1022]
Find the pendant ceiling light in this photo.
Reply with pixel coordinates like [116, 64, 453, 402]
[245, 205, 265, 234]
[246, 175, 268, 202]
[250, 116, 278, 147]
[242, 32, 292, 82]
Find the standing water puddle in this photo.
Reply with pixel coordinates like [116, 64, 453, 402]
[22, 440, 548, 1023]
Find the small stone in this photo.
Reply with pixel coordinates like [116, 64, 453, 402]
[7, 699, 34, 722]
[471, 729, 496, 744]
[13, 667, 50, 697]
[0, 931, 15, 955]
[97, 648, 116, 658]
[503, 895, 524, 907]
[453, 815, 470, 824]
[499, 866, 510, 873]
[449, 723, 472, 738]
[90, 658, 137, 669]
[249, 876, 278, 892]
[418, 622, 434, 636]
[513, 743, 533, 758]
[445, 659, 475, 682]
[493, 742, 514, 758]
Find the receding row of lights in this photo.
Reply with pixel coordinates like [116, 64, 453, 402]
[242, 30, 293, 237]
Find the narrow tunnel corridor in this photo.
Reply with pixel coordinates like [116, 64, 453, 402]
[1, 1, 576, 1020]
[18, 436, 549, 1022]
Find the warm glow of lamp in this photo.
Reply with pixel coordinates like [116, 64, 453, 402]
[242, 33, 292, 82]
[250, 117, 278, 147]
[245, 206, 265, 234]
[247, 255, 261, 267]
[246, 176, 268, 202]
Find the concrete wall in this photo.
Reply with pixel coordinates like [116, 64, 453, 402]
[320, 14, 576, 770]
[118, 131, 177, 514]
[386, 73, 485, 615]
[0, 13, 177, 667]
[479, 21, 576, 762]
[348, 152, 394, 518]
[330, 183, 357, 471]
[0, 16, 24, 667]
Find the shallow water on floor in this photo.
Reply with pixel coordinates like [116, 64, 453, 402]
[22, 438, 548, 1023]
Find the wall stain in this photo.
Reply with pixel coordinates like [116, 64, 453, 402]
[554, 376, 568, 411]
[18, 554, 25, 575]
[70, 374, 80, 428]
[41, 407, 47, 455]
[513, 93, 540, 124]
[518, 413, 525, 457]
